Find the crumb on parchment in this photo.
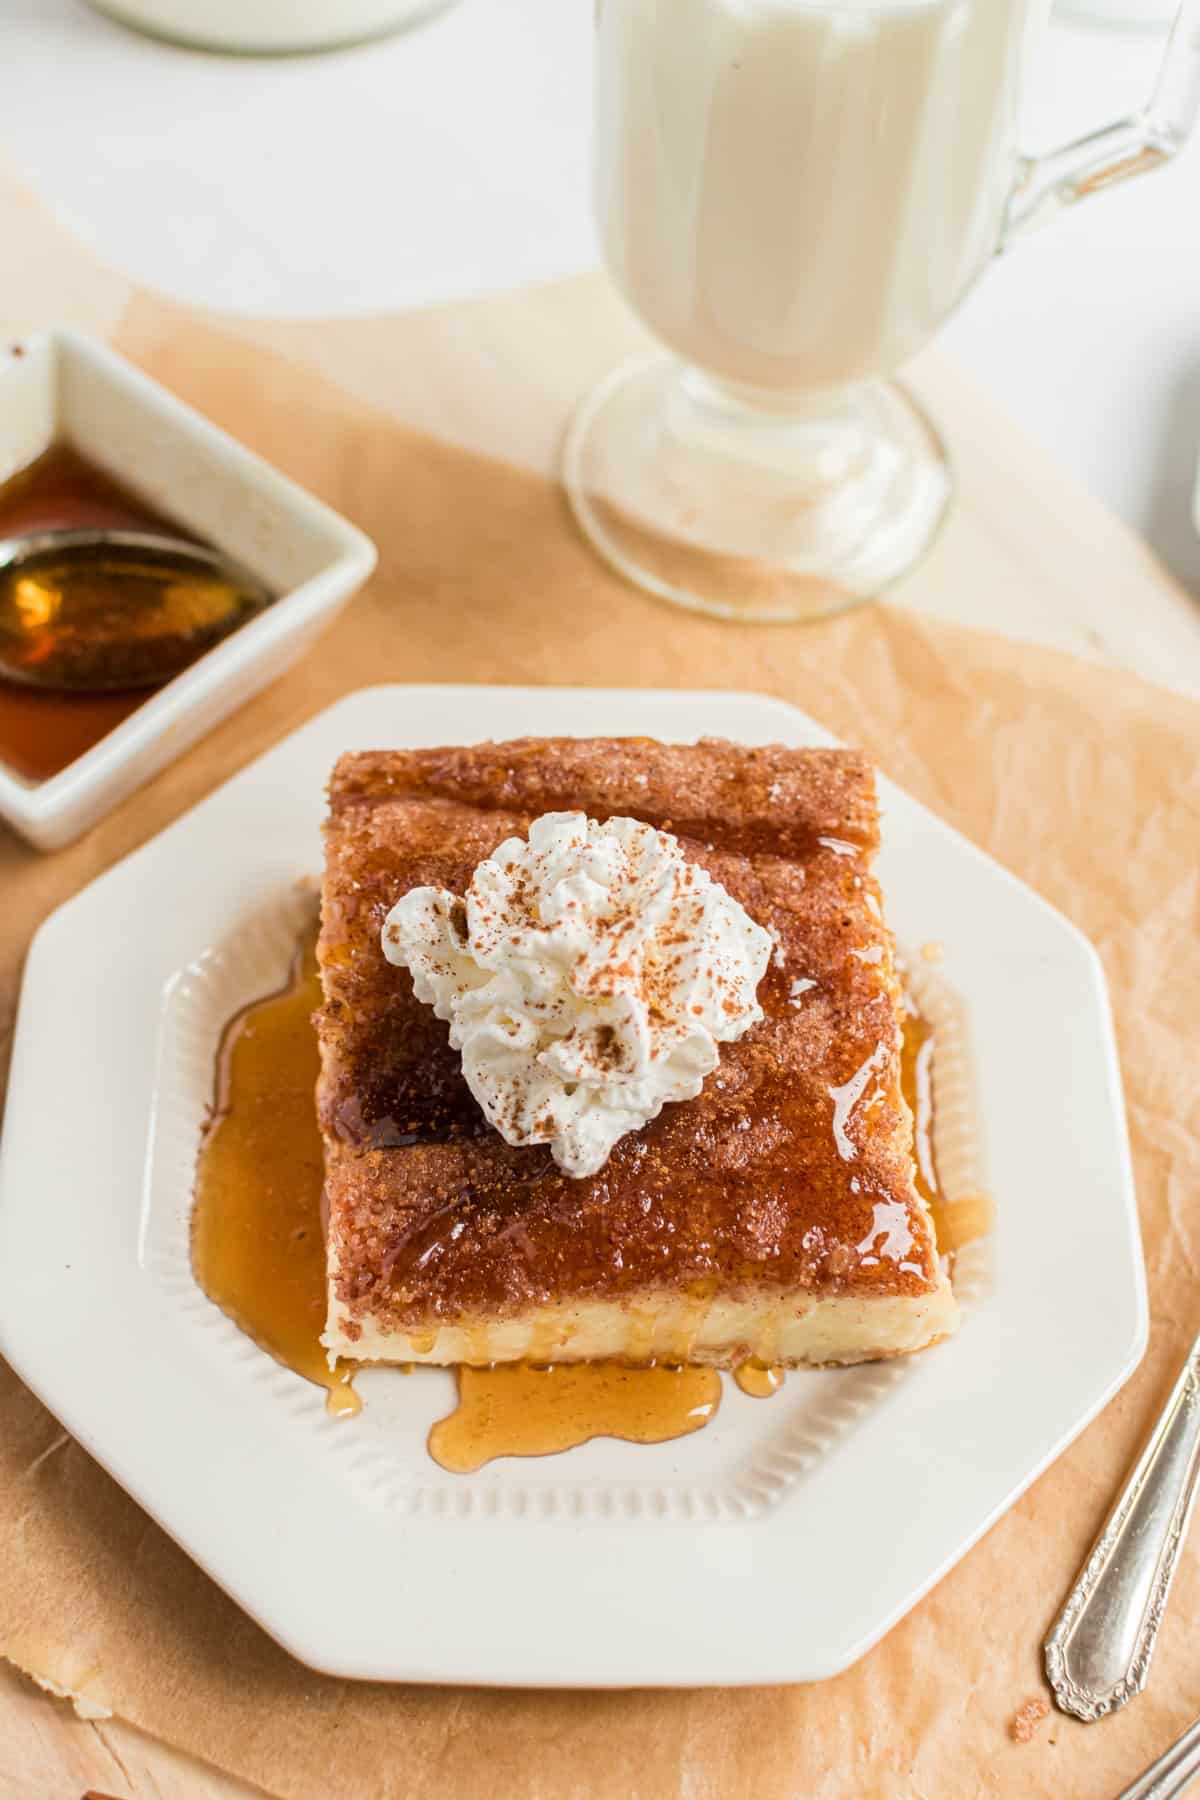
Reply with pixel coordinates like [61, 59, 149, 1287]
[1010, 1697, 1050, 1743]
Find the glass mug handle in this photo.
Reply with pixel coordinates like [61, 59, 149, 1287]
[1002, 0, 1200, 243]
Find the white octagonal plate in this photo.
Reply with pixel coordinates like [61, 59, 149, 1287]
[0, 687, 1145, 1686]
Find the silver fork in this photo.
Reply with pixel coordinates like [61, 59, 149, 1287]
[1045, 1333, 1200, 1720]
[1115, 1716, 1200, 1800]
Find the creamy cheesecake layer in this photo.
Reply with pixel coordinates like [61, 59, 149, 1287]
[323, 1287, 959, 1369]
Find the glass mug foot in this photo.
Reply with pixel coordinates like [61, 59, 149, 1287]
[563, 356, 951, 625]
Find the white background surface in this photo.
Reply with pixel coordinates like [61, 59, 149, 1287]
[2, 0, 1200, 594]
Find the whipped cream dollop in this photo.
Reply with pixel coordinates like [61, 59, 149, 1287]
[380, 812, 772, 1177]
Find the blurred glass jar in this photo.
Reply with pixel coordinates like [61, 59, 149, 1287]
[87, 0, 456, 54]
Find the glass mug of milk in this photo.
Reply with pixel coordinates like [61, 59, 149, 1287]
[565, 0, 1200, 622]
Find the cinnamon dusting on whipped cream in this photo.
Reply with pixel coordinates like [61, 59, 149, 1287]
[380, 812, 772, 1176]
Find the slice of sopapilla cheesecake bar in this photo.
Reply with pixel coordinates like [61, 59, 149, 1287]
[316, 737, 958, 1369]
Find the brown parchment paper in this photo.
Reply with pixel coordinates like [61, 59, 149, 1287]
[0, 177, 1198, 1800]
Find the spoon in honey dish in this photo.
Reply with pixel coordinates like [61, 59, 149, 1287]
[0, 526, 272, 692]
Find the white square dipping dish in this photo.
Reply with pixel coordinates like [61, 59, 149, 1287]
[0, 686, 1146, 1686]
[0, 330, 376, 850]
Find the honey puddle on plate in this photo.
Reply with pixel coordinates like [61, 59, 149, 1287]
[428, 1362, 723, 1473]
[192, 924, 360, 1417]
[190, 923, 734, 1461]
[191, 926, 979, 1467]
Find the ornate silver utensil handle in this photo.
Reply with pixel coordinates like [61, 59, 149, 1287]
[1115, 1713, 1200, 1800]
[1116, 1715, 1200, 1800]
[1045, 1333, 1200, 1721]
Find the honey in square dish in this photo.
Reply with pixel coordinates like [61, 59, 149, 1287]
[316, 737, 958, 1370]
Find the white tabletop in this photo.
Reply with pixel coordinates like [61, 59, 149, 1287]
[2, 0, 1199, 598]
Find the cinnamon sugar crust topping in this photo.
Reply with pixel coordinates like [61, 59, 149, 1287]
[316, 737, 942, 1335]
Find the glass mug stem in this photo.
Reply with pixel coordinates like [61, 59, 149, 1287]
[569, 0, 1200, 625]
[564, 361, 951, 624]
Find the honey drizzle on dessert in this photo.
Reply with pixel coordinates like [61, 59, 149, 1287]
[733, 1362, 786, 1399]
[667, 1284, 715, 1363]
[899, 995, 988, 1254]
[463, 1321, 494, 1365]
[627, 1307, 658, 1363]
[192, 923, 359, 1417]
[192, 924, 730, 1457]
[754, 1306, 783, 1368]
[191, 925, 980, 1461]
[526, 1315, 563, 1365]
[427, 1362, 723, 1473]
